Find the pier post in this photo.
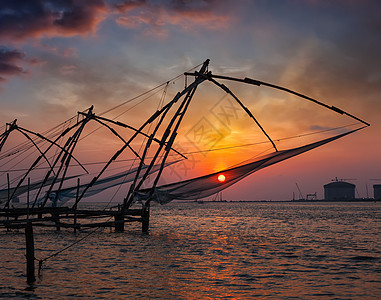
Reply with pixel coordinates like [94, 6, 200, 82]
[73, 209, 78, 233]
[25, 221, 36, 284]
[114, 213, 124, 232]
[141, 204, 150, 233]
[52, 212, 61, 231]
[74, 178, 79, 233]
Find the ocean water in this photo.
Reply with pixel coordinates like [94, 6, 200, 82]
[1, 201, 380, 299]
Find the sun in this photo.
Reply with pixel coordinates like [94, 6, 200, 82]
[217, 174, 226, 183]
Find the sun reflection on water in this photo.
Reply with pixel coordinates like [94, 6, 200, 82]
[0, 202, 380, 299]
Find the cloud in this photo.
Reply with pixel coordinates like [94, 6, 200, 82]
[113, 0, 232, 36]
[272, 1, 381, 124]
[59, 64, 77, 75]
[0, 0, 231, 42]
[0, 0, 107, 41]
[0, 48, 27, 81]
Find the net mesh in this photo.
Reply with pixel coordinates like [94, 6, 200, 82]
[42, 160, 179, 205]
[0, 175, 77, 203]
[136, 129, 361, 204]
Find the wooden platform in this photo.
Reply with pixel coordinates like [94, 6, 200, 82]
[0, 206, 148, 232]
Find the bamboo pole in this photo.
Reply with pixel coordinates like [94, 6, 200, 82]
[141, 204, 150, 233]
[74, 178, 79, 233]
[25, 220, 36, 284]
[27, 178, 30, 221]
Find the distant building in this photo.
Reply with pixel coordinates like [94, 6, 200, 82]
[374, 185, 381, 200]
[324, 181, 355, 200]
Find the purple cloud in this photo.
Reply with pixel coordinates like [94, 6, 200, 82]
[112, 0, 232, 36]
[0, 48, 27, 81]
[0, 0, 107, 41]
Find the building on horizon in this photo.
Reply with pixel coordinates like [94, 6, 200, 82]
[374, 185, 381, 200]
[324, 181, 355, 200]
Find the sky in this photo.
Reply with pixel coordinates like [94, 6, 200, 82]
[0, 0, 380, 201]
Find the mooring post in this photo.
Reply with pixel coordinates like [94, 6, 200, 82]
[114, 213, 124, 232]
[74, 178, 80, 233]
[52, 212, 61, 231]
[141, 204, 150, 233]
[25, 220, 36, 284]
[73, 209, 78, 233]
[27, 178, 30, 221]
[6, 173, 10, 231]
[38, 203, 42, 219]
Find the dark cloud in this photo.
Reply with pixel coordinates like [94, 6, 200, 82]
[261, 0, 381, 123]
[0, 0, 227, 42]
[0, 48, 26, 81]
[112, 0, 219, 12]
[0, 0, 106, 41]
[112, 0, 231, 35]
[111, 0, 146, 13]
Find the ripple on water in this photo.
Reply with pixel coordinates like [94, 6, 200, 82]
[1, 202, 381, 299]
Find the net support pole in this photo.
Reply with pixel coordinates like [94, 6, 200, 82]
[141, 203, 150, 234]
[25, 220, 36, 285]
[7, 173, 10, 209]
[114, 213, 124, 232]
[74, 178, 80, 233]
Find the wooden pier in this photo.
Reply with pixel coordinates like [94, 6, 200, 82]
[0, 206, 149, 233]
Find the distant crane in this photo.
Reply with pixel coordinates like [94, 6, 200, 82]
[295, 183, 304, 200]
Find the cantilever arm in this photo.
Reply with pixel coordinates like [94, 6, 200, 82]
[184, 72, 370, 127]
[18, 125, 88, 174]
[189, 72, 278, 151]
[79, 113, 187, 160]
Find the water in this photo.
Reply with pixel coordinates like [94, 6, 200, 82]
[1, 201, 380, 299]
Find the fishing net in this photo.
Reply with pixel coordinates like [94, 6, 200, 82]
[0, 176, 77, 203]
[136, 128, 362, 204]
[40, 160, 180, 205]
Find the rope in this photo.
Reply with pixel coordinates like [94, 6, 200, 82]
[102, 82, 171, 208]
[170, 122, 361, 156]
[34, 80, 180, 273]
[37, 216, 113, 276]
[0, 122, 359, 174]
[98, 63, 203, 117]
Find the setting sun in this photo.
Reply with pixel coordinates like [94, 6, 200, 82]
[217, 174, 226, 183]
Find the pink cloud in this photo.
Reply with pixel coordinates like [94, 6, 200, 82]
[114, 0, 232, 35]
[63, 48, 79, 58]
[0, 48, 27, 81]
[60, 64, 78, 75]
[0, 0, 107, 41]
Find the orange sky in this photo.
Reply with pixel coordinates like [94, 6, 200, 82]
[1, 0, 380, 201]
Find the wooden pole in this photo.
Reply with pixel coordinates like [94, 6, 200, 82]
[114, 213, 124, 232]
[25, 221, 36, 284]
[54, 213, 61, 231]
[27, 178, 30, 221]
[141, 203, 150, 233]
[6, 173, 10, 231]
[74, 178, 79, 233]
[7, 173, 10, 208]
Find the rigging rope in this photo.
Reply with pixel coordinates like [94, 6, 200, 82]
[0, 122, 360, 175]
[37, 221, 109, 276]
[99, 62, 204, 117]
[1, 60, 370, 271]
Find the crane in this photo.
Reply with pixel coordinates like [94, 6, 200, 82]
[295, 183, 304, 200]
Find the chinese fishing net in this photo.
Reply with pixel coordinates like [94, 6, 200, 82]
[39, 160, 180, 205]
[136, 128, 364, 204]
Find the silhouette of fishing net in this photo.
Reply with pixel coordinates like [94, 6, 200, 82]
[39, 160, 180, 206]
[136, 128, 363, 204]
[0, 175, 78, 204]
